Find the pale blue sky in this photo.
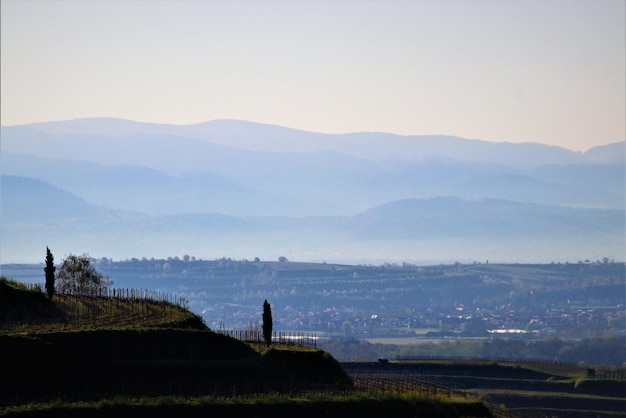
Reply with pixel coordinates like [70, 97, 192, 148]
[1, 0, 624, 151]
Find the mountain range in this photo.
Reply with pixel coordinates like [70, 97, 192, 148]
[1, 118, 624, 264]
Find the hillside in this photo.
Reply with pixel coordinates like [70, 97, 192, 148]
[344, 360, 626, 417]
[0, 279, 348, 403]
[2, 134, 623, 218]
[0, 278, 492, 417]
[1, 175, 623, 264]
[0, 175, 105, 222]
[5, 118, 623, 166]
[2, 280, 623, 418]
[1, 118, 623, 265]
[1, 329, 352, 402]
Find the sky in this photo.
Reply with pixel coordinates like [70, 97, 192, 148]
[1, 0, 624, 151]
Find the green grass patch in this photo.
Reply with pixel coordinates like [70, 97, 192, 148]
[249, 342, 318, 354]
[0, 392, 491, 418]
[1, 293, 201, 334]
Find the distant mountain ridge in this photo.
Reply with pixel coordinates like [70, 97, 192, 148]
[1, 118, 623, 263]
[1, 174, 623, 265]
[4, 118, 624, 166]
[2, 119, 624, 215]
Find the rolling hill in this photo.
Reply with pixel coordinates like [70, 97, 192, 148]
[0, 118, 623, 263]
[1, 174, 623, 264]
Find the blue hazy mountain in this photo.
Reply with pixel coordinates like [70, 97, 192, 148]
[0, 118, 623, 263]
[1, 118, 624, 216]
[3, 150, 623, 216]
[1, 174, 623, 264]
[5, 118, 623, 169]
[8, 117, 624, 164]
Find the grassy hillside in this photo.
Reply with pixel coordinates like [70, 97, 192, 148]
[0, 278, 59, 321]
[0, 329, 353, 405]
[0, 277, 351, 402]
[0, 277, 490, 417]
[1, 394, 491, 418]
[0, 277, 204, 333]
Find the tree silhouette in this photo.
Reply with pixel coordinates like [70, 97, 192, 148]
[262, 299, 273, 347]
[56, 254, 112, 294]
[44, 247, 56, 299]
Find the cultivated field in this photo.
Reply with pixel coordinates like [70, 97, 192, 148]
[342, 360, 626, 417]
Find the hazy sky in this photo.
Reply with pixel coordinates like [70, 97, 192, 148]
[1, 0, 624, 151]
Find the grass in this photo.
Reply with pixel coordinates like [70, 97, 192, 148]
[472, 388, 626, 400]
[472, 388, 626, 417]
[0, 392, 490, 418]
[0, 277, 32, 291]
[341, 359, 626, 417]
[364, 336, 448, 345]
[501, 361, 588, 379]
[1, 277, 201, 334]
[248, 341, 318, 354]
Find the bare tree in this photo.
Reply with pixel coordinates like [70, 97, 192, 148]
[56, 254, 112, 295]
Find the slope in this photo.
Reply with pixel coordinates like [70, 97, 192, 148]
[1, 175, 623, 264]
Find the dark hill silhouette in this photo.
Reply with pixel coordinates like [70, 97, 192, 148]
[0, 278, 60, 321]
[0, 278, 353, 406]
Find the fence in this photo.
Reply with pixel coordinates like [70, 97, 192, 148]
[344, 365, 457, 397]
[23, 282, 189, 309]
[342, 364, 518, 418]
[2, 283, 192, 332]
[215, 329, 318, 348]
[595, 368, 626, 381]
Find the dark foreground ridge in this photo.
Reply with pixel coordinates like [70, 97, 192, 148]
[1, 329, 352, 403]
[0, 277, 491, 418]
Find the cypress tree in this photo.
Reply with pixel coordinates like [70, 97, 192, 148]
[44, 247, 56, 299]
[262, 299, 273, 347]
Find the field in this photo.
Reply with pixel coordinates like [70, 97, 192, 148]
[342, 360, 626, 417]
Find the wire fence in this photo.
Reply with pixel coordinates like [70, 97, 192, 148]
[343, 364, 459, 396]
[2, 283, 192, 332]
[342, 364, 519, 418]
[23, 282, 190, 309]
[215, 329, 318, 348]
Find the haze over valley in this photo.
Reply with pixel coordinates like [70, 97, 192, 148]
[1, 118, 623, 264]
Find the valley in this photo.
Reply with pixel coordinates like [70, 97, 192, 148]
[4, 258, 624, 365]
